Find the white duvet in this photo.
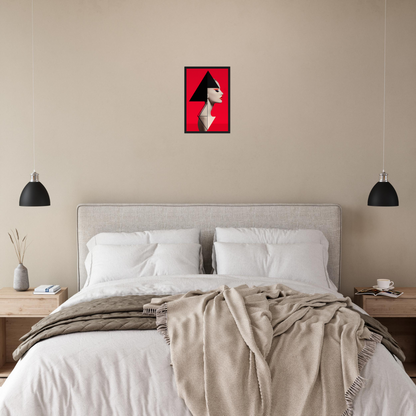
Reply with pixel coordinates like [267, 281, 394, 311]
[0, 275, 415, 416]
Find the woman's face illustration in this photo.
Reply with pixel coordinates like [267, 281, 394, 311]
[207, 81, 223, 104]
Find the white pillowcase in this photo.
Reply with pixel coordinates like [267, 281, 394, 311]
[86, 229, 200, 251]
[88, 243, 201, 286]
[214, 227, 329, 244]
[212, 227, 329, 271]
[214, 242, 330, 289]
[84, 228, 202, 287]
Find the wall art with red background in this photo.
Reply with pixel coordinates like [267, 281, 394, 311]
[185, 67, 230, 133]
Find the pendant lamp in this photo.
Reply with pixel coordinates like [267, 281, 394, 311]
[367, 0, 398, 207]
[19, 0, 50, 207]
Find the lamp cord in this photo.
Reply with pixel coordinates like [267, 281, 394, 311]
[31, 0, 36, 172]
[382, 0, 386, 173]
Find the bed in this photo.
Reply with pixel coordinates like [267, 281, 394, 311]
[0, 203, 415, 416]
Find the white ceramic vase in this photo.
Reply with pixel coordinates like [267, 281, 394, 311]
[14, 263, 29, 291]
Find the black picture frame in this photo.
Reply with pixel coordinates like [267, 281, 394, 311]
[184, 66, 230, 134]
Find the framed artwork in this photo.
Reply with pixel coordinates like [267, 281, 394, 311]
[184, 66, 230, 133]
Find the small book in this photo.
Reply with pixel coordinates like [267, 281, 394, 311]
[34, 285, 61, 295]
[355, 288, 403, 298]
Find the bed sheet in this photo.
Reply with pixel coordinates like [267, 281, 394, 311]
[0, 275, 415, 416]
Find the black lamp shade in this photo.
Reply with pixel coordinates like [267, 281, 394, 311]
[19, 181, 50, 206]
[368, 181, 399, 207]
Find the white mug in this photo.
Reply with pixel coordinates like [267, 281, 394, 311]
[377, 279, 394, 289]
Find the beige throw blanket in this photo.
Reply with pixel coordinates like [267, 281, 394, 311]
[144, 284, 381, 416]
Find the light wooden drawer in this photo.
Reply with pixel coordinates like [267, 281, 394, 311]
[364, 297, 416, 317]
[0, 297, 58, 317]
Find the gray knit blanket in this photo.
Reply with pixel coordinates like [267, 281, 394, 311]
[13, 294, 158, 361]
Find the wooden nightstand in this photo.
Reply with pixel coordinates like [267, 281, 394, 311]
[354, 287, 416, 383]
[0, 287, 68, 386]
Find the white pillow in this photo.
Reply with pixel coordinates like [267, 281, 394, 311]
[212, 227, 329, 273]
[88, 243, 201, 286]
[214, 242, 331, 288]
[84, 228, 202, 287]
[86, 229, 200, 251]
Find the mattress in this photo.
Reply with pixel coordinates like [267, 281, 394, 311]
[0, 275, 415, 416]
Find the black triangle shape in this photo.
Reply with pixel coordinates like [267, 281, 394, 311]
[190, 71, 218, 102]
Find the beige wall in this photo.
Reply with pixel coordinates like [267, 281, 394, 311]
[0, 0, 415, 297]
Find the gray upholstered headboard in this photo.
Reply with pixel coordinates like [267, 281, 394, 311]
[77, 203, 342, 291]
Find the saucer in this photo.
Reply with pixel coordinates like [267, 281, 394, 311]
[373, 284, 394, 291]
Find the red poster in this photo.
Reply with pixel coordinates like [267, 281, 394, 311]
[185, 67, 230, 133]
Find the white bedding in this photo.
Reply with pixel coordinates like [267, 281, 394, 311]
[1, 275, 415, 416]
